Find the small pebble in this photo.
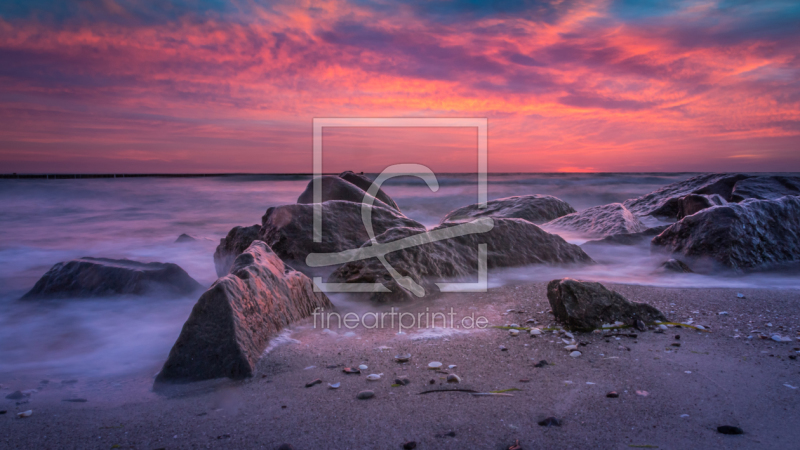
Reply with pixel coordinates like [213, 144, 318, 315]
[356, 390, 375, 400]
[534, 360, 549, 368]
[530, 328, 542, 336]
[499, 345, 508, 351]
[328, 382, 341, 389]
[62, 398, 88, 402]
[394, 354, 411, 363]
[305, 379, 322, 387]
[717, 425, 744, 435]
[606, 391, 619, 398]
[538, 417, 561, 427]
[366, 373, 382, 381]
[403, 441, 417, 450]
[428, 362, 443, 369]
[358, 364, 368, 370]
[429, 379, 436, 385]
[394, 376, 411, 386]
[343, 367, 361, 374]
[509, 329, 520, 337]
[17, 410, 32, 418]
[569, 351, 581, 357]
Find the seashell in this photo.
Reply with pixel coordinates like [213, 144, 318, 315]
[446, 374, 461, 383]
[17, 410, 32, 418]
[564, 345, 578, 351]
[328, 382, 341, 389]
[509, 329, 520, 337]
[448, 365, 457, 369]
[394, 353, 411, 363]
[564, 332, 574, 339]
[358, 364, 368, 370]
[366, 373, 383, 381]
[569, 351, 582, 357]
[530, 328, 542, 336]
[428, 361, 443, 369]
[356, 390, 374, 400]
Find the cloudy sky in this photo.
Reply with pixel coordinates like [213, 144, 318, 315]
[1, 0, 799, 173]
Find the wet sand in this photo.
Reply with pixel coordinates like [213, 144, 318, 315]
[2, 282, 799, 449]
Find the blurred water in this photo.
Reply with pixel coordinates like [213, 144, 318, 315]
[0, 172, 793, 379]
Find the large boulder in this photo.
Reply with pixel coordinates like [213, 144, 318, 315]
[338, 171, 400, 211]
[543, 203, 646, 238]
[297, 175, 394, 211]
[20, 258, 202, 300]
[329, 219, 594, 302]
[623, 173, 751, 218]
[156, 241, 332, 383]
[651, 196, 800, 271]
[441, 195, 575, 224]
[213, 225, 260, 277]
[214, 201, 424, 276]
[546, 278, 666, 331]
[730, 176, 800, 201]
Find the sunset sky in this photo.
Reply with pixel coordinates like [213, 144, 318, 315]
[1, 0, 799, 173]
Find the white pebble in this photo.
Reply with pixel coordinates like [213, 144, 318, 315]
[569, 351, 581, 358]
[428, 361, 443, 369]
[358, 364, 368, 370]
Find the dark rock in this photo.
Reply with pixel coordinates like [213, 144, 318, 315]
[651, 196, 800, 271]
[5, 391, 25, 400]
[343, 367, 361, 374]
[635, 320, 646, 331]
[717, 425, 744, 435]
[538, 417, 561, 427]
[534, 360, 549, 368]
[214, 201, 424, 276]
[606, 391, 619, 398]
[624, 173, 751, 218]
[435, 431, 456, 438]
[297, 175, 395, 211]
[329, 219, 593, 302]
[356, 390, 375, 399]
[305, 379, 322, 388]
[0, 410, 6, 415]
[403, 441, 417, 450]
[155, 241, 332, 383]
[395, 376, 411, 385]
[544, 203, 646, 238]
[657, 259, 693, 273]
[429, 379, 436, 385]
[338, 171, 400, 211]
[731, 175, 800, 201]
[676, 194, 726, 220]
[175, 233, 197, 243]
[675, 335, 680, 340]
[277, 444, 294, 450]
[21, 258, 202, 300]
[582, 225, 669, 247]
[546, 278, 667, 331]
[62, 398, 87, 402]
[442, 195, 575, 224]
[213, 225, 260, 277]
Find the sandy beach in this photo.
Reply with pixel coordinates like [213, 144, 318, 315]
[3, 282, 799, 450]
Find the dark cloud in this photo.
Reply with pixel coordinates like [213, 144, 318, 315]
[559, 92, 658, 110]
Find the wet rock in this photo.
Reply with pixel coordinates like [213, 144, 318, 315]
[21, 258, 202, 300]
[624, 173, 751, 218]
[155, 241, 332, 383]
[356, 390, 374, 400]
[651, 196, 800, 271]
[338, 171, 401, 211]
[676, 194, 727, 220]
[657, 259, 693, 274]
[329, 218, 593, 302]
[297, 175, 396, 211]
[213, 225, 261, 277]
[731, 175, 800, 201]
[214, 201, 423, 276]
[175, 233, 197, 243]
[547, 278, 667, 331]
[442, 195, 575, 224]
[717, 425, 744, 435]
[538, 417, 561, 427]
[544, 203, 646, 238]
